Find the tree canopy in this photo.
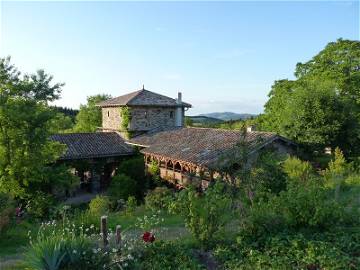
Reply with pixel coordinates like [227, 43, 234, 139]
[260, 39, 360, 156]
[0, 57, 75, 198]
[73, 94, 111, 132]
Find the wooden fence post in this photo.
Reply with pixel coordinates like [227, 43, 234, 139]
[115, 225, 121, 247]
[101, 216, 109, 249]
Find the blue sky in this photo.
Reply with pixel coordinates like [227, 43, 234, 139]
[0, 1, 359, 115]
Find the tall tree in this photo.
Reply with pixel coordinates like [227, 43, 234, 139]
[261, 39, 360, 156]
[0, 57, 74, 198]
[73, 94, 111, 132]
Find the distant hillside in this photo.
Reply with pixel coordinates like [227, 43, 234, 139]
[199, 112, 256, 121]
[187, 115, 224, 126]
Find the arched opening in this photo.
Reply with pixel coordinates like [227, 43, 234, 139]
[174, 162, 182, 172]
[167, 160, 173, 169]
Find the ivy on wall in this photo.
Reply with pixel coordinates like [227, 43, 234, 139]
[119, 106, 132, 138]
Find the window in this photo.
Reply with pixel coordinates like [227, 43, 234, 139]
[170, 111, 174, 119]
[107, 111, 110, 117]
[144, 111, 148, 118]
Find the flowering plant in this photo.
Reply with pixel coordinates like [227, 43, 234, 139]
[142, 231, 155, 243]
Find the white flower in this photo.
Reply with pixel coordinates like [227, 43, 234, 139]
[90, 224, 95, 229]
[112, 248, 118, 253]
[72, 250, 77, 254]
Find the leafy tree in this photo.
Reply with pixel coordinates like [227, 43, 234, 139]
[73, 94, 111, 132]
[261, 39, 360, 156]
[0, 57, 73, 198]
[48, 112, 74, 134]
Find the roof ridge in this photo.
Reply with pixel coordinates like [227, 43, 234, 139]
[126, 89, 146, 104]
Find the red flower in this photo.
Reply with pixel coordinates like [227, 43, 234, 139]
[142, 231, 155, 243]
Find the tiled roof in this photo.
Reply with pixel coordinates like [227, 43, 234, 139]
[51, 132, 134, 160]
[128, 128, 290, 168]
[97, 89, 192, 108]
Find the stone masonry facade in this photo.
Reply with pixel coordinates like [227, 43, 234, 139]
[102, 106, 183, 132]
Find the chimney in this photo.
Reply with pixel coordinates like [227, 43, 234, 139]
[176, 92, 182, 104]
[175, 92, 183, 127]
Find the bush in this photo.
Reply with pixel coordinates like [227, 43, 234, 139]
[125, 196, 137, 215]
[117, 157, 147, 195]
[171, 182, 232, 249]
[0, 192, 14, 232]
[138, 241, 204, 269]
[26, 191, 56, 219]
[88, 195, 110, 217]
[246, 180, 352, 234]
[145, 187, 174, 212]
[215, 228, 360, 269]
[283, 157, 313, 183]
[108, 173, 137, 202]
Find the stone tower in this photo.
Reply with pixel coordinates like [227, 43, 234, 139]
[97, 88, 191, 138]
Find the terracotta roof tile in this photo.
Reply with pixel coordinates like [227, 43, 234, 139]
[128, 128, 284, 168]
[51, 132, 134, 160]
[97, 89, 191, 108]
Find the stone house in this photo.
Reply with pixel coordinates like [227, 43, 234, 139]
[52, 88, 295, 193]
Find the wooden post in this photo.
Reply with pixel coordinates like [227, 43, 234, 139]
[115, 225, 121, 247]
[101, 216, 109, 249]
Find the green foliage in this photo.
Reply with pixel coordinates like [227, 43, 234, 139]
[73, 94, 111, 132]
[185, 116, 194, 127]
[138, 241, 204, 269]
[171, 182, 232, 249]
[125, 196, 137, 215]
[108, 173, 137, 202]
[120, 106, 131, 131]
[261, 39, 360, 156]
[283, 156, 313, 183]
[116, 156, 147, 198]
[24, 220, 109, 270]
[325, 147, 349, 200]
[88, 195, 110, 217]
[0, 57, 70, 199]
[48, 112, 74, 134]
[215, 228, 360, 269]
[0, 192, 14, 232]
[26, 191, 56, 219]
[145, 187, 174, 212]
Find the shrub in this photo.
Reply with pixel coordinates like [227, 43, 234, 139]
[108, 173, 137, 202]
[145, 187, 174, 212]
[125, 196, 137, 215]
[26, 191, 56, 219]
[171, 182, 232, 249]
[138, 241, 204, 269]
[215, 228, 360, 270]
[283, 157, 313, 183]
[116, 156, 150, 197]
[88, 195, 110, 217]
[0, 192, 14, 232]
[246, 181, 350, 233]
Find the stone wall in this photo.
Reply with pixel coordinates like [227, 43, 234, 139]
[102, 106, 180, 132]
[102, 107, 122, 131]
[129, 107, 177, 131]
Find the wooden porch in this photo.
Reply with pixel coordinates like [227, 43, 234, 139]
[144, 153, 219, 189]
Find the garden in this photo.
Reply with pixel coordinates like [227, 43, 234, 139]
[1, 148, 360, 270]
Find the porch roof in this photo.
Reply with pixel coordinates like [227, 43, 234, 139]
[128, 127, 292, 168]
[51, 132, 134, 160]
